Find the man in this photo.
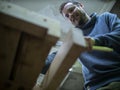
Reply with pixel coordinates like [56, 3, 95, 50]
[42, 0, 120, 90]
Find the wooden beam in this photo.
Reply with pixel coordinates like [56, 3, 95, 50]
[41, 29, 86, 90]
[0, 1, 60, 90]
[0, 1, 60, 39]
[0, 25, 21, 86]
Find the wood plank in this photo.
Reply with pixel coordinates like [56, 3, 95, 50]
[0, 13, 47, 39]
[0, 25, 20, 86]
[0, 1, 60, 39]
[41, 29, 87, 90]
[11, 33, 59, 90]
[0, 1, 61, 89]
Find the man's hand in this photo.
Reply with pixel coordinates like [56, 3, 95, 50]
[84, 36, 95, 51]
[84, 37, 113, 52]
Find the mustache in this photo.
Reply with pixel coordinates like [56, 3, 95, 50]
[71, 11, 79, 19]
[70, 12, 80, 23]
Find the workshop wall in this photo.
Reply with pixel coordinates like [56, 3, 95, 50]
[3, 0, 116, 40]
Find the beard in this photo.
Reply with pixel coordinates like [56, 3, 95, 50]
[75, 12, 87, 27]
[78, 17, 86, 26]
[74, 17, 86, 28]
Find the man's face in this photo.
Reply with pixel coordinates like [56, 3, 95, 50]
[62, 2, 86, 27]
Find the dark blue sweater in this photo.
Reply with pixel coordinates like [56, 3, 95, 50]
[79, 12, 120, 90]
[43, 12, 120, 90]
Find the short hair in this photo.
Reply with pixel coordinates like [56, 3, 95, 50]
[59, 0, 80, 14]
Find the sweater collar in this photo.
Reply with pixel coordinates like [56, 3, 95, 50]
[81, 13, 97, 30]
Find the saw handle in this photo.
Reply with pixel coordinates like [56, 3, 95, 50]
[92, 46, 113, 52]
